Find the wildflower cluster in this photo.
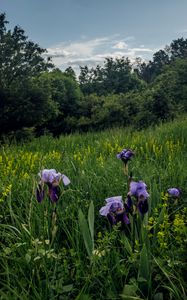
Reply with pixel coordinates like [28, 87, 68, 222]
[173, 212, 186, 244]
[99, 147, 182, 237]
[99, 148, 149, 229]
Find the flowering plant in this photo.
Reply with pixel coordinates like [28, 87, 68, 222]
[100, 147, 150, 228]
[116, 148, 134, 165]
[128, 181, 149, 214]
[99, 196, 130, 226]
[167, 187, 181, 198]
[36, 169, 70, 203]
[117, 148, 134, 175]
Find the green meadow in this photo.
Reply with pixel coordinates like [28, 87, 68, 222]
[0, 116, 187, 300]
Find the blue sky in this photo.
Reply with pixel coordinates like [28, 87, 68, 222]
[1, 0, 187, 74]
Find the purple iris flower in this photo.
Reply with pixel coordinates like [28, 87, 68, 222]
[99, 196, 123, 216]
[36, 169, 70, 203]
[129, 181, 149, 214]
[38, 169, 70, 186]
[117, 149, 134, 164]
[99, 196, 130, 226]
[129, 181, 149, 199]
[167, 188, 181, 198]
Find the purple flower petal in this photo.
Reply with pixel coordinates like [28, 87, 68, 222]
[39, 169, 63, 184]
[130, 181, 149, 199]
[116, 153, 122, 159]
[126, 195, 133, 209]
[129, 181, 138, 196]
[116, 211, 131, 225]
[48, 185, 61, 203]
[110, 202, 123, 213]
[122, 213, 130, 225]
[99, 196, 123, 216]
[36, 184, 45, 202]
[167, 188, 180, 197]
[137, 198, 148, 214]
[99, 205, 110, 216]
[107, 213, 117, 225]
[105, 196, 122, 203]
[61, 174, 71, 186]
[117, 149, 134, 163]
[137, 189, 149, 199]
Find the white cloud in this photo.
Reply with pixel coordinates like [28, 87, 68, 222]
[46, 37, 109, 58]
[45, 35, 155, 75]
[112, 41, 128, 49]
[46, 48, 71, 58]
[132, 48, 154, 52]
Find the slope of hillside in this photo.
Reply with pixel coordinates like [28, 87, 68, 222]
[0, 116, 187, 299]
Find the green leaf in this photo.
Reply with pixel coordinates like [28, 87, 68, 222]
[156, 207, 166, 228]
[25, 253, 31, 263]
[121, 235, 133, 256]
[78, 209, 93, 258]
[138, 244, 149, 281]
[154, 293, 163, 300]
[122, 284, 138, 296]
[79, 295, 92, 300]
[62, 284, 73, 293]
[88, 201, 94, 246]
[138, 244, 150, 298]
[121, 283, 144, 299]
[137, 277, 147, 283]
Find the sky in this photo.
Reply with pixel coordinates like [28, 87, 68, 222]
[1, 0, 187, 75]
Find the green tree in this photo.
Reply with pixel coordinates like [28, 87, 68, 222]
[0, 13, 55, 136]
[79, 57, 143, 95]
[64, 66, 77, 81]
[169, 38, 187, 59]
[0, 77, 58, 134]
[40, 69, 83, 134]
[0, 13, 53, 88]
[153, 58, 187, 111]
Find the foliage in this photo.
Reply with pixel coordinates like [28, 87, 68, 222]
[0, 13, 56, 136]
[0, 13, 53, 88]
[0, 117, 187, 299]
[1, 12, 187, 140]
[37, 69, 83, 135]
[79, 57, 144, 96]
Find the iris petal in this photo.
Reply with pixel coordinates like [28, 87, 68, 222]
[62, 174, 71, 186]
[107, 213, 117, 225]
[49, 185, 61, 203]
[117, 149, 134, 163]
[137, 199, 148, 214]
[126, 195, 133, 209]
[36, 184, 45, 202]
[167, 188, 180, 197]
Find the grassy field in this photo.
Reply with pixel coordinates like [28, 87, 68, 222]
[0, 117, 187, 300]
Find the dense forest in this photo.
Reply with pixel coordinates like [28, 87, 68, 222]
[0, 12, 187, 139]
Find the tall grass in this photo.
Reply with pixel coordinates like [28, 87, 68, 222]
[0, 116, 187, 299]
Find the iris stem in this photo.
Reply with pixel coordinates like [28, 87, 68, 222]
[124, 163, 128, 176]
[51, 204, 58, 246]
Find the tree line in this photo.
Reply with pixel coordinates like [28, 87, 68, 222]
[0, 12, 187, 139]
